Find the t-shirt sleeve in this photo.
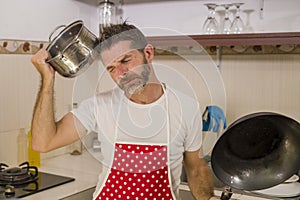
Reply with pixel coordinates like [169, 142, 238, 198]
[70, 98, 96, 134]
[184, 104, 203, 152]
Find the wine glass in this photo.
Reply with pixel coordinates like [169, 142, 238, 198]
[220, 4, 232, 34]
[244, 9, 254, 33]
[202, 3, 219, 34]
[230, 3, 245, 34]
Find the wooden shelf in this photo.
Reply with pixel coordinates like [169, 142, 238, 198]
[147, 32, 300, 47]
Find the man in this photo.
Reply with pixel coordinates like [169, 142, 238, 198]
[31, 22, 220, 200]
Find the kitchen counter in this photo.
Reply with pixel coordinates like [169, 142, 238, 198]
[22, 151, 101, 200]
[180, 184, 269, 200]
[21, 151, 299, 200]
[179, 183, 300, 200]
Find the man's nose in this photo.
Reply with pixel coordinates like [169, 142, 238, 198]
[117, 64, 129, 77]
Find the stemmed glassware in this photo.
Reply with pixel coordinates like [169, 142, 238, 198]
[221, 4, 232, 34]
[203, 3, 219, 34]
[244, 9, 254, 33]
[230, 3, 245, 34]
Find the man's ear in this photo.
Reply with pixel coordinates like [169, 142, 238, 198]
[144, 44, 154, 62]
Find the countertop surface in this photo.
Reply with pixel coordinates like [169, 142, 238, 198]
[22, 151, 101, 200]
[21, 151, 299, 200]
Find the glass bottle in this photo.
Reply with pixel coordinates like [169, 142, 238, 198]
[116, 0, 124, 24]
[17, 128, 28, 164]
[99, 0, 116, 35]
[28, 128, 40, 167]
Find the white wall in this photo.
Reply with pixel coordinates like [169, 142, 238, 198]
[123, 0, 300, 35]
[0, 0, 99, 41]
[0, 0, 100, 166]
[155, 53, 300, 123]
[0, 54, 74, 166]
[1, 0, 300, 41]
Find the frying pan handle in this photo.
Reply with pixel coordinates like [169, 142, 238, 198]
[220, 187, 233, 200]
[48, 25, 66, 42]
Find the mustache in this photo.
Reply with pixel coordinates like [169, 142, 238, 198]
[119, 72, 141, 85]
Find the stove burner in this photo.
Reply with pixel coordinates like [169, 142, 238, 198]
[0, 162, 38, 186]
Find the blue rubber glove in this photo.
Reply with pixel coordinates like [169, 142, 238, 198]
[202, 105, 227, 132]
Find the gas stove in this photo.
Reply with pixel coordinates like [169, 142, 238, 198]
[0, 162, 75, 199]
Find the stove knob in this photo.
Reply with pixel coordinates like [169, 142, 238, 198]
[5, 185, 15, 196]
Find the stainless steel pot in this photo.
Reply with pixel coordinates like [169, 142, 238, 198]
[46, 20, 99, 78]
[211, 112, 300, 191]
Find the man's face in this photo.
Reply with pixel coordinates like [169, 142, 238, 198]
[101, 41, 151, 95]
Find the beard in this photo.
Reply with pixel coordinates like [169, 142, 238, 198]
[118, 61, 151, 95]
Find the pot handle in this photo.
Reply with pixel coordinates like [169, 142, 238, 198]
[48, 25, 66, 42]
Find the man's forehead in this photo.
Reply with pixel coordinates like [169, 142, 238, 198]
[101, 40, 135, 66]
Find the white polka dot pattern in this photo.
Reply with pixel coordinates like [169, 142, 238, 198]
[97, 143, 174, 200]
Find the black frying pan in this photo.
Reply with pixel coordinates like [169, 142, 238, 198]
[211, 112, 300, 191]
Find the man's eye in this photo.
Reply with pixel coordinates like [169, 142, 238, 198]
[121, 59, 130, 63]
[107, 66, 115, 72]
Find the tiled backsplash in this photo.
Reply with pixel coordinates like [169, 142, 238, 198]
[155, 53, 300, 124]
[0, 129, 19, 166]
[0, 39, 48, 54]
[0, 40, 74, 165]
[2, 39, 300, 56]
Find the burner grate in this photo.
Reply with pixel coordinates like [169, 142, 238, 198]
[0, 162, 38, 186]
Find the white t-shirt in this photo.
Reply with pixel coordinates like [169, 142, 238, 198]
[71, 85, 203, 199]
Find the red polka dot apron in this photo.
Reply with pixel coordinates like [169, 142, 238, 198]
[97, 143, 174, 200]
[96, 85, 176, 200]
